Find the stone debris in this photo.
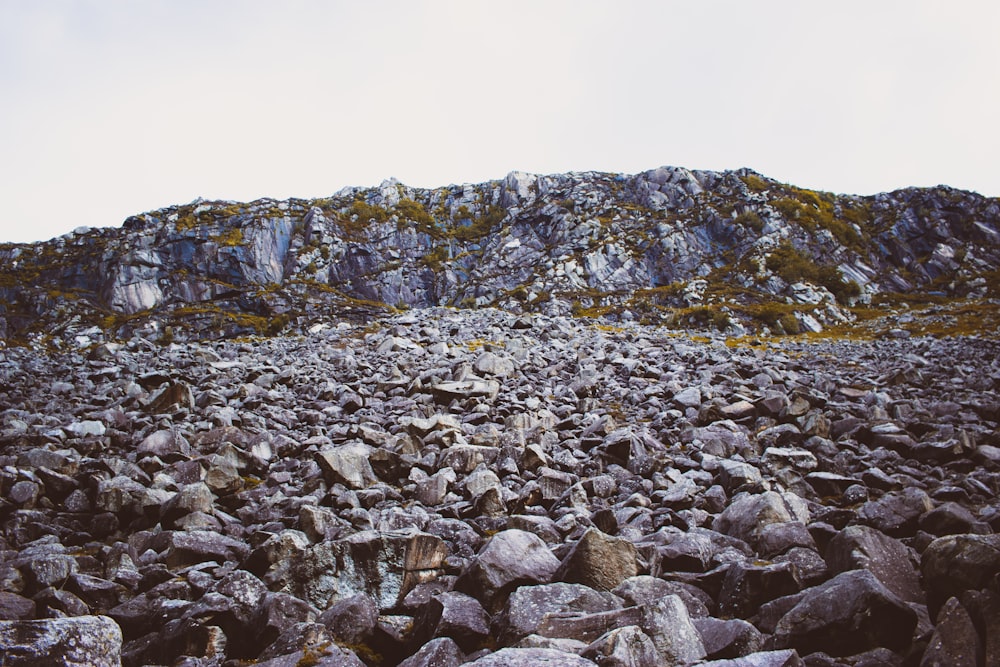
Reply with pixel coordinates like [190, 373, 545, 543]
[0, 306, 998, 666]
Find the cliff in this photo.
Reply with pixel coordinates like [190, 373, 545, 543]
[1, 166, 998, 342]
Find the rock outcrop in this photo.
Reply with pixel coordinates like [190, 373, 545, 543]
[1, 166, 999, 342]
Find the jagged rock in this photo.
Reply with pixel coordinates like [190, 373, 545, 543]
[698, 650, 804, 666]
[713, 491, 810, 552]
[824, 525, 924, 603]
[463, 647, 597, 666]
[0, 615, 123, 667]
[136, 429, 191, 461]
[717, 561, 802, 619]
[412, 591, 490, 652]
[164, 529, 250, 568]
[770, 569, 917, 656]
[317, 593, 378, 645]
[695, 617, 764, 660]
[456, 529, 561, 612]
[253, 643, 366, 667]
[920, 597, 980, 667]
[554, 527, 639, 592]
[580, 625, 660, 667]
[495, 582, 623, 645]
[397, 636, 466, 667]
[256, 529, 447, 611]
[855, 488, 934, 537]
[315, 443, 377, 489]
[921, 533, 1000, 614]
[0, 592, 35, 620]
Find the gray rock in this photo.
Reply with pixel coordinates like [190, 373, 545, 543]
[581, 625, 660, 667]
[164, 529, 250, 568]
[0, 615, 123, 667]
[694, 617, 764, 660]
[555, 527, 638, 592]
[825, 525, 924, 604]
[495, 582, 623, 644]
[921, 533, 1000, 614]
[317, 593, 377, 645]
[136, 429, 191, 461]
[856, 488, 934, 537]
[713, 491, 810, 551]
[412, 591, 490, 652]
[920, 597, 980, 667]
[315, 443, 377, 489]
[398, 636, 466, 667]
[456, 529, 561, 612]
[463, 647, 597, 666]
[770, 569, 917, 656]
[697, 650, 804, 666]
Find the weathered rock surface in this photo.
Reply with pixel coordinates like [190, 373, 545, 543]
[0, 306, 997, 665]
[2, 166, 999, 342]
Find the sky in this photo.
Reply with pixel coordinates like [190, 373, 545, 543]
[1, 1, 998, 244]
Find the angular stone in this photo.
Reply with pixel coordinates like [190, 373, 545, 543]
[0, 615, 123, 667]
[713, 491, 810, 551]
[581, 625, 660, 667]
[413, 591, 490, 652]
[456, 529, 561, 612]
[165, 530, 250, 568]
[136, 429, 191, 461]
[463, 647, 596, 666]
[318, 593, 378, 645]
[856, 488, 934, 537]
[825, 525, 924, 604]
[397, 636, 466, 667]
[315, 443, 377, 489]
[432, 380, 500, 403]
[694, 617, 764, 660]
[555, 527, 638, 592]
[495, 582, 623, 644]
[771, 569, 917, 656]
[920, 597, 980, 667]
[921, 533, 1000, 615]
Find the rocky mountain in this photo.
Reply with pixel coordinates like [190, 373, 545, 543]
[1, 166, 999, 343]
[1, 167, 1000, 666]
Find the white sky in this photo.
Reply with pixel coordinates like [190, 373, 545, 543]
[2, 1, 998, 243]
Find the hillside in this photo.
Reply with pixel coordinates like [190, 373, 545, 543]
[1, 166, 998, 344]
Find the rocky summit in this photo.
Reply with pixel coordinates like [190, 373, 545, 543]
[0, 166, 999, 343]
[0, 167, 999, 666]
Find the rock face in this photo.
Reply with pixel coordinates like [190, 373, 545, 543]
[0, 304, 998, 665]
[0, 615, 123, 666]
[2, 166, 999, 342]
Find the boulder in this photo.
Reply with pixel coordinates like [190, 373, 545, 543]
[456, 529, 560, 612]
[463, 647, 597, 666]
[555, 527, 639, 592]
[921, 533, 1000, 614]
[0, 615, 123, 667]
[920, 597, 980, 667]
[495, 582, 623, 645]
[770, 569, 917, 656]
[824, 525, 924, 603]
[581, 625, 660, 667]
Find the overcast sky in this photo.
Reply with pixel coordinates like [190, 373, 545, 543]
[2, 1, 998, 243]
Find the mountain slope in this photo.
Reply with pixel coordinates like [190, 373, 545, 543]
[1, 166, 998, 343]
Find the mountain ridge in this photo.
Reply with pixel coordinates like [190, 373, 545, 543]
[1, 165, 998, 343]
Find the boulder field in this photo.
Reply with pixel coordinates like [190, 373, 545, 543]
[0, 307, 998, 665]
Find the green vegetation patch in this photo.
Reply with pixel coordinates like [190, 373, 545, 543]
[766, 242, 861, 303]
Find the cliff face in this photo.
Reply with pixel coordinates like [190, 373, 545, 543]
[1, 166, 999, 341]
